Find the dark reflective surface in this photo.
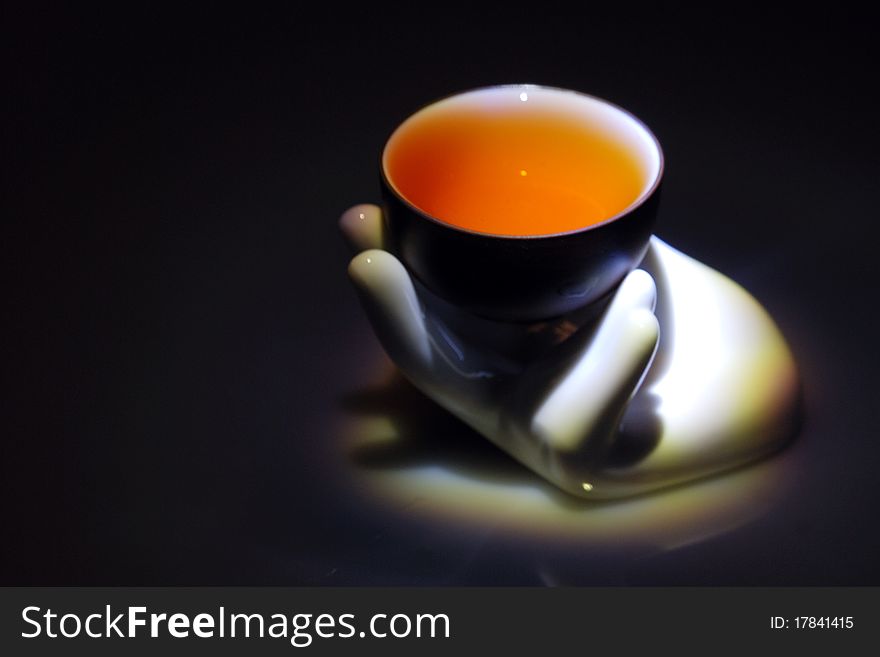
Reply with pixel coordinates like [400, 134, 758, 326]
[2, 7, 878, 584]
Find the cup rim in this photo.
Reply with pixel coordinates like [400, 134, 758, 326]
[380, 84, 665, 240]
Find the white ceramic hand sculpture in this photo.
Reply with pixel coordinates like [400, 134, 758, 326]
[341, 204, 800, 499]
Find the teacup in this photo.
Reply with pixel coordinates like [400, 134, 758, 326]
[380, 84, 664, 322]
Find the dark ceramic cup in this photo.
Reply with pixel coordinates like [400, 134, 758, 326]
[380, 85, 664, 322]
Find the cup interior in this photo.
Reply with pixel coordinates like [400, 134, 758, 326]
[382, 85, 663, 237]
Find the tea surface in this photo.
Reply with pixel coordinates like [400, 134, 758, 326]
[384, 92, 649, 236]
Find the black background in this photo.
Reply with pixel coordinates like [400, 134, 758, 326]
[2, 6, 878, 584]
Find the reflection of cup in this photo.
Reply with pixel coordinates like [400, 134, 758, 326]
[381, 85, 664, 322]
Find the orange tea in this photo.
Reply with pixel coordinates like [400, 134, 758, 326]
[383, 86, 657, 236]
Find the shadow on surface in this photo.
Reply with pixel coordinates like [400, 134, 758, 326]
[341, 372, 666, 509]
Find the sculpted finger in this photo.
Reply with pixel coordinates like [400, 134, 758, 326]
[531, 271, 660, 454]
[339, 203, 385, 252]
[348, 249, 431, 375]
